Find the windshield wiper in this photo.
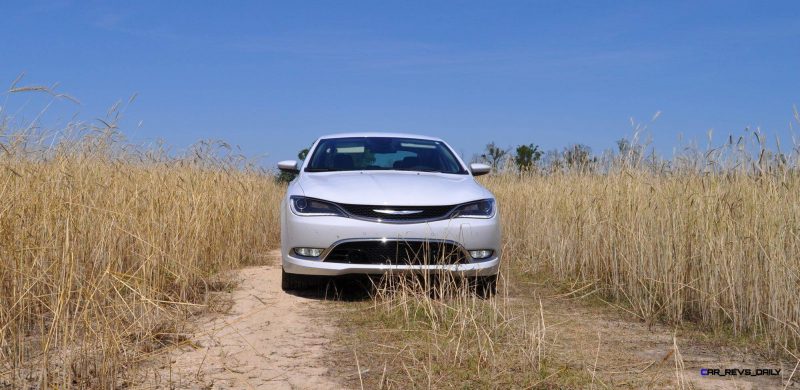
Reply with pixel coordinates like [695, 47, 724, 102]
[305, 167, 333, 172]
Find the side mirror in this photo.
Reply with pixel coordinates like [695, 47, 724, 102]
[278, 160, 299, 173]
[469, 163, 491, 176]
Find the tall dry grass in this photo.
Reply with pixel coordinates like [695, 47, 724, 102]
[486, 132, 800, 354]
[0, 123, 283, 387]
[345, 273, 549, 389]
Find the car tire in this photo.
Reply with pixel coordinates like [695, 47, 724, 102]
[473, 274, 497, 298]
[281, 268, 317, 291]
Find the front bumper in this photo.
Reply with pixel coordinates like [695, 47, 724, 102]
[283, 253, 500, 276]
[280, 207, 501, 277]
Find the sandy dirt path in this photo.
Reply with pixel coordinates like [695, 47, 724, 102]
[138, 250, 341, 389]
[526, 283, 799, 389]
[134, 250, 797, 389]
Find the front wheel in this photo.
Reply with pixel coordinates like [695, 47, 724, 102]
[473, 274, 497, 298]
[281, 268, 318, 291]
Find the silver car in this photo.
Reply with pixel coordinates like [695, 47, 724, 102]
[277, 133, 501, 295]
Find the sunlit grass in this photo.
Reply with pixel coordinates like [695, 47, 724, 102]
[0, 126, 283, 387]
[485, 145, 800, 354]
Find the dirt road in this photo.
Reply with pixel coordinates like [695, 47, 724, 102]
[533, 288, 797, 389]
[138, 251, 341, 389]
[135, 251, 797, 389]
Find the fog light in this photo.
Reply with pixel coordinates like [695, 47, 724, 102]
[294, 247, 324, 257]
[469, 250, 493, 260]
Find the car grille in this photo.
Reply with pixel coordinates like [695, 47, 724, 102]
[337, 203, 455, 222]
[323, 240, 468, 265]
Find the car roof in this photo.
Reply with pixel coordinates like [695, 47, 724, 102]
[316, 132, 444, 142]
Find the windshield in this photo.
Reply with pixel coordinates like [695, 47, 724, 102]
[305, 137, 467, 174]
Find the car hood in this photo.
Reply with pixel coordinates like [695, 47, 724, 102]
[296, 171, 493, 206]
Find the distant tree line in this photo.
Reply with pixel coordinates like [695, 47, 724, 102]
[473, 137, 654, 174]
[476, 141, 599, 173]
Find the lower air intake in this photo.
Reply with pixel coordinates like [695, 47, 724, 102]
[323, 240, 467, 265]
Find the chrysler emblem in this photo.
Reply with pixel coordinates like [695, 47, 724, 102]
[373, 209, 423, 215]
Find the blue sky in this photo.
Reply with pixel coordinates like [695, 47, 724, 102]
[2, 1, 799, 164]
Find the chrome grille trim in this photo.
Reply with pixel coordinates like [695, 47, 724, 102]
[336, 203, 458, 223]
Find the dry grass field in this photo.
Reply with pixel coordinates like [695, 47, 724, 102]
[487, 160, 800, 354]
[0, 123, 282, 387]
[2, 96, 799, 387]
[337, 273, 550, 388]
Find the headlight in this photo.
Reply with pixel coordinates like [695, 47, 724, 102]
[293, 247, 324, 257]
[452, 199, 495, 218]
[290, 196, 347, 217]
[469, 250, 494, 260]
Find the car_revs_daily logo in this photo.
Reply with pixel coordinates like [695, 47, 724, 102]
[700, 368, 781, 376]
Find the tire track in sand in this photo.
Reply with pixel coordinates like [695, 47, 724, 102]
[138, 250, 341, 389]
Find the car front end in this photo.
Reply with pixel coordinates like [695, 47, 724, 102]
[277, 133, 501, 294]
[281, 195, 501, 277]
